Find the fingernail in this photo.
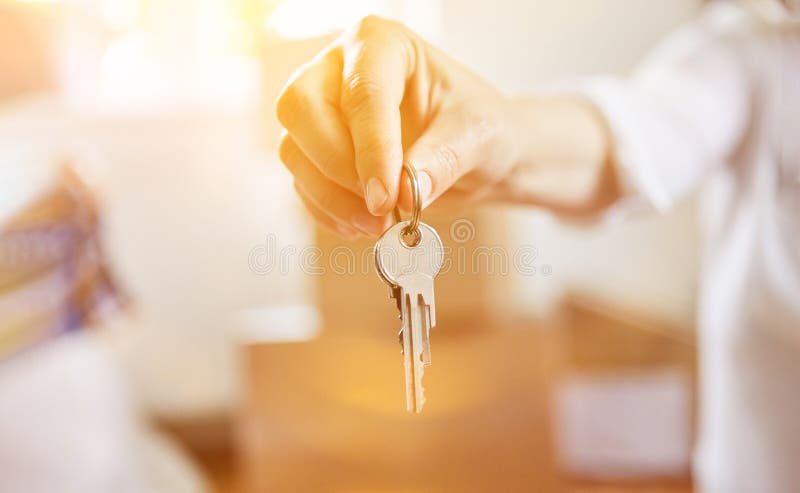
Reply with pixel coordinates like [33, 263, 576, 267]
[418, 171, 432, 203]
[353, 213, 384, 236]
[365, 177, 389, 215]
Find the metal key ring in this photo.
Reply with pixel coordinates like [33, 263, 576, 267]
[392, 161, 422, 247]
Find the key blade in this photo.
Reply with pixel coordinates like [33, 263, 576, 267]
[402, 277, 435, 368]
[418, 280, 435, 367]
[421, 302, 432, 367]
[421, 284, 436, 330]
[400, 290, 416, 412]
[408, 291, 427, 413]
[392, 285, 402, 317]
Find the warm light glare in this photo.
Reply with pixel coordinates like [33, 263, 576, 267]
[265, 0, 381, 39]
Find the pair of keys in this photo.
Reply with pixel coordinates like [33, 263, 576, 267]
[374, 163, 444, 413]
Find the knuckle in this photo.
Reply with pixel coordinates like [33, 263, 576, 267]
[275, 81, 306, 128]
[348, 15, 413, 59]
[293, 181, 310, 203]
[357, 133, 393, 160]
[432, 143, 461, 184]
[317, 146, 342, 174]
[277, 135, 295, 166]
[315, 186, 341, 213]
[353, 14, 386, 39]
[340, 72, 383, 118]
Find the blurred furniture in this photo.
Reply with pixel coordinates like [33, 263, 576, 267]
[236, 293, 695, 492]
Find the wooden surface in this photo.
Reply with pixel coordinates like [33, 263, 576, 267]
[236, 301, 695, 493]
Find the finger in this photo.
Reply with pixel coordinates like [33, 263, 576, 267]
[399, 108, 501, 211]
[295, 185, 361, 240]
[280, 133, 390, 237]
[340, 16, 416, 216]
[276, 47, 361, 195]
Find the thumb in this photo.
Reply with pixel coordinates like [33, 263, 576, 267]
[399, 111, 477, 212]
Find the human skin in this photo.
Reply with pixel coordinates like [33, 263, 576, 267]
[276, 16, 620, 239]
[0, 5, 51, 100]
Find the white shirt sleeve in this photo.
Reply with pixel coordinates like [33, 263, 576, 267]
[578, 4, 753, 213]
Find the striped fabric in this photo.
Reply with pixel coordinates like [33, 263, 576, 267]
[0, 165, 123, 359]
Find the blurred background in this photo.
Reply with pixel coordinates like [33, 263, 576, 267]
[0, 0, 702, 491]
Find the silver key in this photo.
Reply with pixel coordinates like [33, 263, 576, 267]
[375, 220, 444, 413]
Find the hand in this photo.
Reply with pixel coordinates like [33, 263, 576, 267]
[276, 16, 519, 239]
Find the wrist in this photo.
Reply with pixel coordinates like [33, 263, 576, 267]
[508, 94, 609, 167]
[495, 94, 615, 210]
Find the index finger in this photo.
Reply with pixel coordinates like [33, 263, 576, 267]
[276, 47, 361, 195]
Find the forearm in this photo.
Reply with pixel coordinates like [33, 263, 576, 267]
[493, 95, 621, 216]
